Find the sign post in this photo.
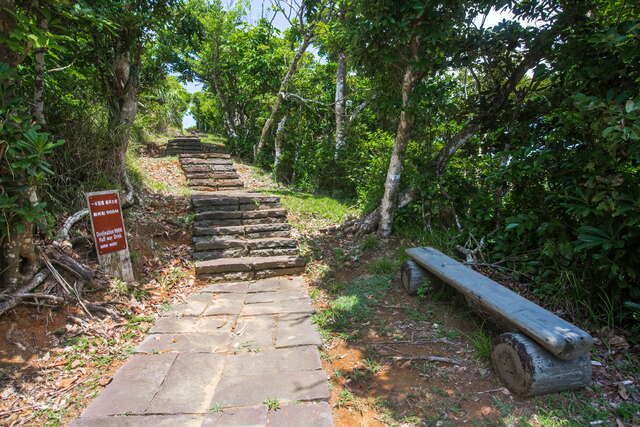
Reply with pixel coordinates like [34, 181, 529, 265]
[86, 190, 135, 282]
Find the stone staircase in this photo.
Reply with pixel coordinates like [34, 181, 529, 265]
[180, 150, 306, 282]
[165, 135, 225, 156]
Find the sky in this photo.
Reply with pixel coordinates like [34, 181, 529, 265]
[181, 4, 528, 128]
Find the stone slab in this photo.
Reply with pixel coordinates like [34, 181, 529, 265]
[147, 353, 225, 413]
[201, 281, 249, 293]
[231, 316, 276, 350]
[223, 347, 322, 376]
[248, 277, 304, 293]
[80, 353, 177, 417]
[196, 257, 254, 274]
[150, 316, 231, 334]
[135, 333, 230, 353]
[276, 313, 323, 348]
[71, 415, 203, 427]
[406, 246, 594, 359]
[241, 297, 313, 316]
[202, 406, 268, 426]
[202, 293, 246, 316]
[245, 290, 307, 304]
[193, 249, 245, 261]
[268, 402, 334, 427]
[161, 293, 211, 317]
[210, 370, 330, 407]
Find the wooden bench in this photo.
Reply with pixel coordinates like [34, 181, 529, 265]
[402, 246, 593, 396]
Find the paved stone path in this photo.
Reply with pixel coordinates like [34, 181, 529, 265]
[73, 143, 333, 426]
[72, 277, 332, 426]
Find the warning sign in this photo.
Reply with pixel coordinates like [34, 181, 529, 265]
[86, 191, 128, 256]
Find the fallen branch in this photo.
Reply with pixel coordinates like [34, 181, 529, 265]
[0, 270, 49, 317]
[7, 293, 65, 303]
[391, 355, 463, 365]
[365, 338, 461, 346]
[48, 246, 94, 282]
[42, 253, 92, 318]
[56, 208, 88, 241]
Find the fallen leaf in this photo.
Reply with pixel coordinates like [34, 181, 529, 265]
[99, 377, 112, 386]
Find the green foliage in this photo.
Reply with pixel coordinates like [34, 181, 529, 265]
[0, 71, 63, 242]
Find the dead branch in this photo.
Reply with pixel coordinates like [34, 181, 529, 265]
[391, 355, 463, 365]
[0, 269, 49, 317]
[47, 246, 94, 282]
[56, 208, 88, 241]
[42, 253, 92, 317]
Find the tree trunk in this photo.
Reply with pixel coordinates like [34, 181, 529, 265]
[108, 34, 141, 205]
[377, 63, 420, 236]
[255, 31, 313, 162]
[32, 0, 47, 127]
[334, 51, 347, 159]
[274, 112, 287, 177]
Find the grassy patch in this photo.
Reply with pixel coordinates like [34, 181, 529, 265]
[314, 274, 392, 334]
[268, 189, 360, 232]
[367, 248, 407, 275]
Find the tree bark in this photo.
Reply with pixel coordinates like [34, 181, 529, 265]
[274, 112, 287, 176]
[255, 31, 313, 162]
[334, 51, 347, 159]
[107, 32, 141, 205]
[377, 62, 420, 236]
[32, 0, 47, 126]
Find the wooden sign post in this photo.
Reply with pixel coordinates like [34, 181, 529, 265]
[86, 190, 135, 282]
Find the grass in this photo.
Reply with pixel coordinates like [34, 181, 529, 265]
[467, 326, 493, 360]
[263, 398, 280, 411]
[314, 274, 392, 335]
[267, 189, 360, 232]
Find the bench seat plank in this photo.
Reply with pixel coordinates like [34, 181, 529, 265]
[406, 247, 593, 360]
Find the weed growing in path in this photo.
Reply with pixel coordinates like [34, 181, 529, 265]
[263, 398, 280, 411]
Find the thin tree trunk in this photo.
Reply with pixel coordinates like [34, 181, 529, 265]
[334, 51, 347, 159]
[32, 0, 47, 126]
[255, 31, 313, 162]
[274, 112, 287, 176]
[377, 63, 420, 237]
[109, 35, 141, 205]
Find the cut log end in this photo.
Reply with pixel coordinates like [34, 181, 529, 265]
[400, 260, 427, 295]
[491, 333, 591, 396]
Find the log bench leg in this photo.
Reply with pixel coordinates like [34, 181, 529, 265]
[401, 260, 428, 295]
[491, 333, 591, 396]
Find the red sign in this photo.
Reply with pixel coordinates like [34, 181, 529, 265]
[86, 191, 128, 256]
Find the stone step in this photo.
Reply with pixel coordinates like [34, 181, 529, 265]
[202, 144, 226, 153]
[168, 139, 201, 144]
[194, 247, 299, 261]
[190, 186, 245, 193]
[196, 255, 306, 281]
[193, 222, 291, 237]
[194, 209, 287, 227]
[193, 236, 297, 253]
[180, 153, 231, 159]
[191, 194, 281, 211]
[166, 148, 203, 152]
[182, 165, 235, 172]
[180, 158, 233, 166]
[188, 178, 244, 187]
[167, 143, 203, 148]
[185, 172, 240, 180]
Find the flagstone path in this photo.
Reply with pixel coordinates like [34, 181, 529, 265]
[72, 138, 333, 426]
